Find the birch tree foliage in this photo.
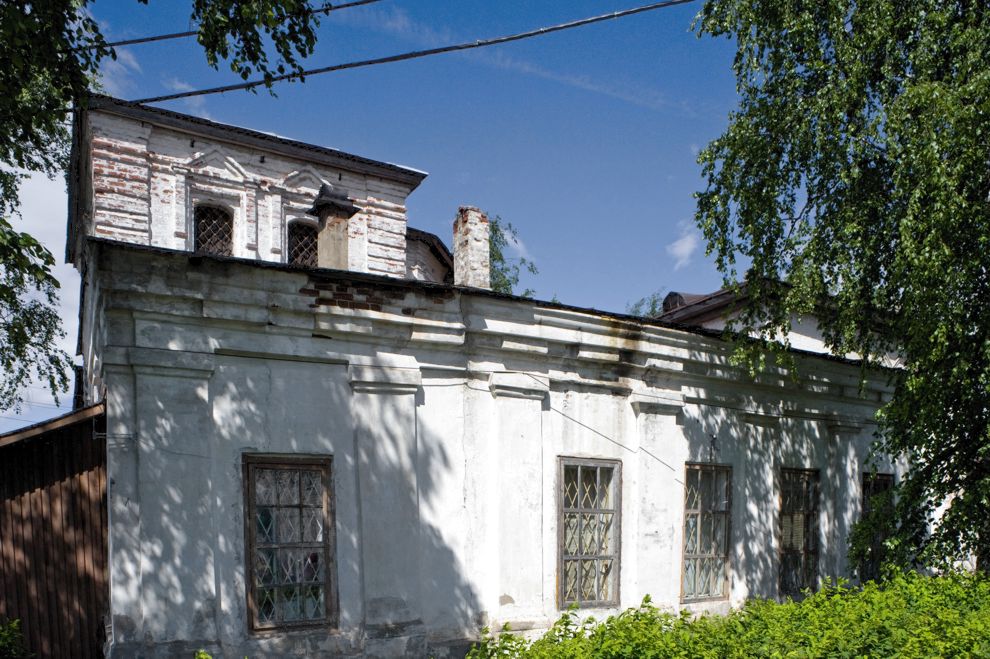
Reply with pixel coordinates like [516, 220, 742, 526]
[694, 0, 990, 569]
[0, 0, 322, 411]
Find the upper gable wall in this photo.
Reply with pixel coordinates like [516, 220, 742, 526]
[76, 106, 422, 278]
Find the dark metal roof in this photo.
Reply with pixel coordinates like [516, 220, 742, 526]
[82, 95, 428, 188]
[659, 288, 741, 324]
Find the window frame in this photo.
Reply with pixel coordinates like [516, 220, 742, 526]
[193, 203, 235, 256]
[286, 218, 319, 268]
[778, 467, 820, 600]
[680, 462, 732, 603]
[557, 456, 622, 609]
[242, 454, 338, 633]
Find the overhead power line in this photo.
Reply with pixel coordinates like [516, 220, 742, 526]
[77, 0, 382, 51]
[131, 0, 696, 104]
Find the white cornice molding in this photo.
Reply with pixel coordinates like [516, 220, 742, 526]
[348, 365, 421, 394]
[489, 372, 549, 400]
[629, 390, 683, 415]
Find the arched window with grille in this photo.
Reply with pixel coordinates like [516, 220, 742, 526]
[287, 220, 318, 268]
[194, 205, 233, 256]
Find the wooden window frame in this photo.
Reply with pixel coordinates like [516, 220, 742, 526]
[557, 456, 622, 609]
[680, 462, 732, 603]
[242, 454, 338, 633]
[778, 467, 820, 599]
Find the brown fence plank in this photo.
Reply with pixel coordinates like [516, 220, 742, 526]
[0, 408, 107, 658]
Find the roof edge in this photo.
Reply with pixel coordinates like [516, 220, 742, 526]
[0, 402, 106, 449]
[82, 95, 428, 190]
[86, 237, 877, 370]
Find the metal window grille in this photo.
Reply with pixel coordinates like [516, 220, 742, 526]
[859, 472, 894, 582]
[243, 456, 336, 631]
[682, 463, 731, 601]
[779, 468, 820, 599]
[288, 222, 318, 268]
[559, 457, 621, 608]
[194, 205, 233, 256]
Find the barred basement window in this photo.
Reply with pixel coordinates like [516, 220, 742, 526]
[779, 468, 819, 599]
[859, 472, 895, 583]
[244, 455, 336, 631]
[194, 205, 233, 256]
[559, 457, 621, 608]
[682, 464, 731, 601]
[287, 221, 318, 267]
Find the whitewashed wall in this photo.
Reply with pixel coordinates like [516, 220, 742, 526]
[80, 107, 420, 278]
[81, 241, 892, 657]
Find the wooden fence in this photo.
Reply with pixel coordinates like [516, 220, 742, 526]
[0, 404, 108, 658]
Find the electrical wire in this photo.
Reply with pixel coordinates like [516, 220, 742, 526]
[74, 0, 383, 52]
[130, 0, 697, 104]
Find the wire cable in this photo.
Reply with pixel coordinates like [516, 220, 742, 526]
[131, 0, 697, 104]
[75, 0, 382, 52]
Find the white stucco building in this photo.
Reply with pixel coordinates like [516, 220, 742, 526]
[66, 96, 896, 657]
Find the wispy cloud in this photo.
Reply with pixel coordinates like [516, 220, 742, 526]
[506, 231, 532, 260]
[329, 6, 686, 114]
[665, 221, 701, 270]
[163, 77, 211, 118]
[99, 48, 142, 97]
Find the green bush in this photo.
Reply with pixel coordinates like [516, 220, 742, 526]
[468, 572, 990, 658]
[0, 619, 30, 659]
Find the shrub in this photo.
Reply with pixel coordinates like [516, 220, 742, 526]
[0, 619, 30, 659]
[468, 572, 990, 658]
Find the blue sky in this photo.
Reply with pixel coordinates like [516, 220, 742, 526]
[3, 0, 739, 431]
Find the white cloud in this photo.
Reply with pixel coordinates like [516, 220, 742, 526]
[506, 231, 532, 260]
[665, 222, 701, 271]
[99, 47, 143, 97]
[163, 78, 212, 119]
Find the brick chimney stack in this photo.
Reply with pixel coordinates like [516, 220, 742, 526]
[308, 183, 364, 271]
[452, 206, 491, 289]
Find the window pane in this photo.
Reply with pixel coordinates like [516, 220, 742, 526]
[303, 509, 323, 543]
[685, 469, 700, 510]
[256, 469, 276, 505]
[600, 559, 615, 601]
[277, 471, 300, 505]
[255, 549, 276, 586]
[563, 560, 578, 603]
[257, 507, 275, 544]
[581, 467, 598, 508]
[599, 468, 614, 508]
[684, 513, 698, 554]
[258, 588, 276, 623]
[276, 509, 301, 543]
[302, 471, 323, 507]
[563, 513, 579, 555]
[580, 513, 597, 554]
[563, 466, 579, 509]
[683, 558, 696, 597]
[580, 560, 597, 600]
[599, 513, 615, 554]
